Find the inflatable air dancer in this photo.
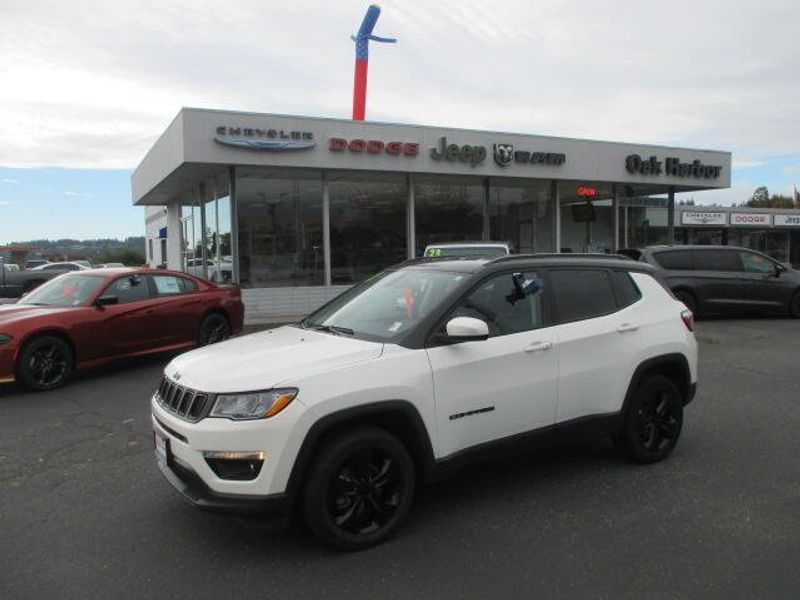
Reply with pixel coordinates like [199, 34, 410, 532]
[351, 5, 396, 121]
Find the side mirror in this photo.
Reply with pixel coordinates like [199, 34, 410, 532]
[95, 295, 119, 306]
[775, 263, 787, 277]
[446, 316, 489, 342]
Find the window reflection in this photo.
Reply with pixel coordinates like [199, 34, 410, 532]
[329, 172, 407, 285]
[489, 181, 553, 253]
[237, 169, 323, 287]
[414, 176, 484, 256]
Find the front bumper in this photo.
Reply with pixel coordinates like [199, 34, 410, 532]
[151, 393, 309, 504]
[156, 451, 290, 515]
[0, 346, 16, 383]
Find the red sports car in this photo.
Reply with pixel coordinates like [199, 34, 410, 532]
[0, 268, 244, 391]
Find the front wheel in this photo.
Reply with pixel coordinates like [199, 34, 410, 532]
[16, 335, 73, 391]
[614, 375, 683, 464]
[197, 313, 230, 346]
[302, 426, 416, 551]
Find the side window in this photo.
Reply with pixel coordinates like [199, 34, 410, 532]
[611, 270, 642, 307]
[153, 275, 184, 296]
[692, 250, 742, 272]
[740, 252, 775, 274]
[105, 275, 149, 304]
[181, 278, 198, 293]
[449, 271, 544, 337]
[653, 250, 693, 270]
[549, 269, 617, 323]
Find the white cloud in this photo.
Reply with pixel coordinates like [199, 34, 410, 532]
[783, 165, 800, 176]
[732, 158, 766, 169]
[0, 0, 798, 173]
[63, 191, 81, 197]
[0, 200, 10, 206]
[1, 178, 18, 184]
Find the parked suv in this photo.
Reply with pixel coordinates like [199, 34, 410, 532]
[625, 245, 800, 317]
[152, 255, 697, 549]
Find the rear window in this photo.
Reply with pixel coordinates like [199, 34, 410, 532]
[549, 269, 618, 323]
[692, 249, 742, 272]
[611, 271, 642, 307]
[653, 250, 693, 270]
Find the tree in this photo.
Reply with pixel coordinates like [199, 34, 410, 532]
[747, 186, 770, 207]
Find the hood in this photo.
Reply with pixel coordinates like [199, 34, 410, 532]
[0, 304, 78, 329]
[164, 325, 384, 393]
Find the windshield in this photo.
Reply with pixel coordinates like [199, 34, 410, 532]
[425, 246, 507, 258]
[19, 274, 107, 307]
[304, 268, 467, 342]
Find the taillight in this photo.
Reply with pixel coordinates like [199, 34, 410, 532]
[681, 309, 694, 332]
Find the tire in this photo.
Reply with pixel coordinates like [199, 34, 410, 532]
[614, 375, 683, 464]
[16, 335, 73, 391]
[790, 290, 800, 318]
[197, 313, 230, 346]
[674, 290, 697, 316]
[302, 426, 416, 551]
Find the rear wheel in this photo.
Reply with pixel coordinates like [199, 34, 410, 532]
[674, 290, 697, 316]
[615, 375, 683, 464]
[197, 313, 230, 346]
[16, 335, 73, 391]
[302, 426, 415, 551]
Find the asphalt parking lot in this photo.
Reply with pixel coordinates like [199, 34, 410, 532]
[2, 319, 799, 600]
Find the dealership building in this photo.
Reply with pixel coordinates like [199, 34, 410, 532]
[134, 107, 748, 320]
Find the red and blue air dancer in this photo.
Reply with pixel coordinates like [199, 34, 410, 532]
[351, 5, 396, 121]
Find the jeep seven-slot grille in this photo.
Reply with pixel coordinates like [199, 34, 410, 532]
[156, 377, 210, 422]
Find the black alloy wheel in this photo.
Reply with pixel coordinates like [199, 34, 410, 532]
[303, 426, 415, 550]
[615, 374, 683, 464]
[198, 313, 230, 346]
[17, 335, 73, 391]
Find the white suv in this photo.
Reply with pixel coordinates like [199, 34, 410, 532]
[152, 255, 697, 550]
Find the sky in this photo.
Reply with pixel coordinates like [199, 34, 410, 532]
[1, 0, 799, 243]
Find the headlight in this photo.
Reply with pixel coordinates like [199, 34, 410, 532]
[210, 388, 298, 420]
[0, 334, 13, 346]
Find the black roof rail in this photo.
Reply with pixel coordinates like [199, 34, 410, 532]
[488, 253, 634, 264]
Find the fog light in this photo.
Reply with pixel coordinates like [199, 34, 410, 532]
[203, 451, 266, 461]
[203, 451, 266, 481]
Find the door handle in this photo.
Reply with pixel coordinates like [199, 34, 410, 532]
[617, 323, 639, 333]
[524, 341, 552, 353]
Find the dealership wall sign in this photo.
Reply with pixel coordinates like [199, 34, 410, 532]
[430, 137, 487, 166]
[329, 138, 419, 156]
[214, 126, 315, 151]
[681, 211, 728, 226]
[731, 213, 771, 226]
[493, 144, 566, 168]
[773, 215, 800, 227]
[429, 137, 566, 169]
[625, 155, 723, 179]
